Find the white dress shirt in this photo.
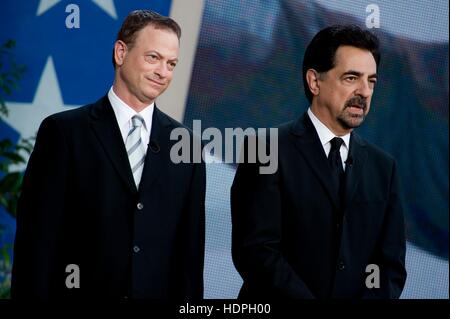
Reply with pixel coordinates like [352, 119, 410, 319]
[307, 108, 350, 171]
[108, 87, 154, 153]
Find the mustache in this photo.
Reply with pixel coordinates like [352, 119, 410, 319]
[345, 96, 367, 110]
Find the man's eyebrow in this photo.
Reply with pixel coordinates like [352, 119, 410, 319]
[144, 50, 178, 62]
[342, 70, 363, 77]
[144, 50, 160, 56]
[341, 70, 378, 79]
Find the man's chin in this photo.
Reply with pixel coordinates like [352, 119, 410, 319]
[145, 88, 166, 100]
[140, 90, 161, 102]
[338, 116, 365, 129]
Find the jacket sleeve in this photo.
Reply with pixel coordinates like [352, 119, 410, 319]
[11, 116, 69, 299]
[362, 160, 407, 299]
[231, 136, 315, 299]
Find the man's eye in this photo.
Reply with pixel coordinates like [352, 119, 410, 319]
[166, 61, 177, 71]
[346, 76, 357, 82]
[147, 54, 158, 61]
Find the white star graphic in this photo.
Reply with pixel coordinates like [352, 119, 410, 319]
[37, 0, 117, 19]
[4, 56, 80, 171]
[36, 0, 60, 16]
[92, 0, 117, 19]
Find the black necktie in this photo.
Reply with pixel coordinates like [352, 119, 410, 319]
[328, 137, 345, 200]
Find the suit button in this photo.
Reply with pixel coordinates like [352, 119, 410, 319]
[137, 202, 144, 210]
[133, 246, 140, 253]
[338, 261, 345, 271]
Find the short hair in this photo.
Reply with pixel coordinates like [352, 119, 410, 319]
[302, 25, 380, 103]
[112, 10, 181, 68]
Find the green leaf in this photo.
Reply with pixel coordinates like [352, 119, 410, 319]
[0, 197, 8, 209]
[7, 199, 18, 217]
[0, 39, 26, 220]
[0, 172, 22, 193]
[0, 106, 7, 118]
[2, 85, 11, 95]
[4, 39, 16, 49]
[0, 162, 9, 173]
[1, 151, 25, 163]
[0, 139, 13, 151]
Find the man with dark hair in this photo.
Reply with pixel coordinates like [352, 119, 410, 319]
[12, 10, 205, 299]
[231, 25, 407, 299]
[112, 10, 181, 68]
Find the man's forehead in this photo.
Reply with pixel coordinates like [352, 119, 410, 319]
[135, 24, 179, 43]
[333, 46, 377, 71]
[134, 25, 179, 54]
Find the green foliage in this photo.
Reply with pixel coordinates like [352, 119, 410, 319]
[0, 39, 26, 118]
[0, 39, 30, 218]
[0, 138, 34, 218]
[0, 242, 12, 299]
[0, 39, 29, 299]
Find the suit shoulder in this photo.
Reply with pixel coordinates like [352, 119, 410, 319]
[156, 107, 196, 136]
[243, 120, 294, 144]
[356, 134, 396, 164]
[34, 103, 94, 137]
[45, 103, 92, 124]
[272, 120, 296, 143]
[156, 107, 184, 127]
[276, 120, 296, 134]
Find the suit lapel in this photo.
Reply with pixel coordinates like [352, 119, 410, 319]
[89, 96, 137, 193]
[343, 133, 367, 212]
[290, 113, 341, 210]
[137, 105, 173, 193]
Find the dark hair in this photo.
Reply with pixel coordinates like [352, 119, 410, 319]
[112, 10, 181, 68]
[302, 25, 380, 103]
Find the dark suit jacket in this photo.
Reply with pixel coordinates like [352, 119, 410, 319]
[231, 112, 406, 299]
[11, 96, 206, 299]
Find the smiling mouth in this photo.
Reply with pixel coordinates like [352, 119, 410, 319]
[146, 78, 165, 86]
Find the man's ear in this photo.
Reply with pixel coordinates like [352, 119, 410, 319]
[306, 69, 321, 97]
[114, 40, 127, 67]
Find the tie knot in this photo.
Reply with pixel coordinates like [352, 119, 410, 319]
[131, 115, 144, 128]
[330, 137, 344, 151]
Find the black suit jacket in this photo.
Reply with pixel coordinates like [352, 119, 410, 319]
[231, 112, 406, 299]
[11, 96, 206, 299]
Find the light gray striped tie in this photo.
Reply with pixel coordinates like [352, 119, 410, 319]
[126, 115, 146, 187]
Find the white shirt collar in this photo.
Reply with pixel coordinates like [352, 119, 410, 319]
[307, 107, 350, 150]
[108, 86, 154, 141]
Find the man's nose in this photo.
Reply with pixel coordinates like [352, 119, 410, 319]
[355, 79, 372, 98]
[154, 62, 169, 78]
